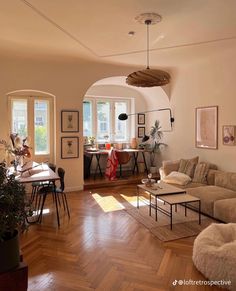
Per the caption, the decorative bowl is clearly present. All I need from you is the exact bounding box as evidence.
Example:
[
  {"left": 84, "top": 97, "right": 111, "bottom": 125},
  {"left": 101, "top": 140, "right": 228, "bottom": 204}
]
[{"left": 141, "top": 178, "right": 156, "bottom": 187}]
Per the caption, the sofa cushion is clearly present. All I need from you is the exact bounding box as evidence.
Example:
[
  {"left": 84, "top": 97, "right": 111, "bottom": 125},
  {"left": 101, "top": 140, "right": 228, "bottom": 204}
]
[
  {"left": 214, "top": 198, "right": 236, "bottom": 223},
  {"left": 206, "top": 169, "right": 222, "bottom": 185},
  {"left": 215, "top": 172, "right": 236, "bottom": 191},
  {"left": 162, "top": 160, "right": 180, "bottom": 176},
  {"left": 162, "top": 171, "right": 191, "bottom": 186},
  {"left": 192, "top": 162, "right": 210, "bottom": 184},
  {"left": 178, "top": 156, "right": 199, "bottom": 178},
  {"left": 187, "top": 185, "right": 236, "bottom": 216}
]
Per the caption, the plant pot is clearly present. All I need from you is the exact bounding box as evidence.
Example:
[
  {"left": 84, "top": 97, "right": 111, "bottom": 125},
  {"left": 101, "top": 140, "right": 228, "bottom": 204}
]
[
  {"left": 0, "top": 230, "right": 20, "bottom": 273},
  {"left": 149, "top": 166, "right": 157, "bottom": 174}
]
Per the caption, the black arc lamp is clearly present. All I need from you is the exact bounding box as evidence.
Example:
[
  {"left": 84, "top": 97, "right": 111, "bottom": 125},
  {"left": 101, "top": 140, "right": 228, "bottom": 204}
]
[
  {"left": 142, "top": 135, "right": 150, "bottom": 142},
  {"left": 118, "top": 108, "right": 175, "bottom": 127}
]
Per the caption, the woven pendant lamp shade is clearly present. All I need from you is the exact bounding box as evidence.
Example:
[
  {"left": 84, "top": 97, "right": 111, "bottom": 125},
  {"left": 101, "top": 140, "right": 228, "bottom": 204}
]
[
  {"left": 126, "top": 13, "right": 170, "bottom": 88},
  {"left": 126, "top": 68, "right": 170, "bottom": 87}
]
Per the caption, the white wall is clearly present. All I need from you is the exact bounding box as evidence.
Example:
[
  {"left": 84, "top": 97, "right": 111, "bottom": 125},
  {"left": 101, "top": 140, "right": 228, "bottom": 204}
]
[{"left": 162, "top": 43, "right": 236, "bottom": 171}]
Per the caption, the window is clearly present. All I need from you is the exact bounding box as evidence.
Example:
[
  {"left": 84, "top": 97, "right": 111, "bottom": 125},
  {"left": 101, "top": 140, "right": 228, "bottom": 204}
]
[
  {"left": 9, "top": 95, "right": 54, "bottom": 162},
  {"left": 83, "top": 97, "right": 131, "bottom": 143}
]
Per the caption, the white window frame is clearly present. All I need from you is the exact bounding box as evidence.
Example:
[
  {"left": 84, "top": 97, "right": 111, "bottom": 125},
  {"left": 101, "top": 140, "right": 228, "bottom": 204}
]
[
  {"left": 8, "top": 95, "right": 55, "bottom": 163},
  {"left": 83, "top": 96, "right": 132, "bottom": 143}
]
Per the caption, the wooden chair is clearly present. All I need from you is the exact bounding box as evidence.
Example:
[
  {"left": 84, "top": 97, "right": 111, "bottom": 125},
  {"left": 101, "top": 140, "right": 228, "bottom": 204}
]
[{"left": 116, "top": 151, "right": 131, "bottom": 178}]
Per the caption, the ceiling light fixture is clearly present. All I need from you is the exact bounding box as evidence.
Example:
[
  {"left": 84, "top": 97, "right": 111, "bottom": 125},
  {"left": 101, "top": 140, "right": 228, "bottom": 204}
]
[{"left": 126, "top": 13, "right": 170, "bottom": 87}]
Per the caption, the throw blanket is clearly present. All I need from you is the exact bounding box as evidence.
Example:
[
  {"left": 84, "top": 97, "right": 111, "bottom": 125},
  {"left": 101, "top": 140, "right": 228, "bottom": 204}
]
[{"left": 105, "top": 149, "right": 118, "bottom": 180}]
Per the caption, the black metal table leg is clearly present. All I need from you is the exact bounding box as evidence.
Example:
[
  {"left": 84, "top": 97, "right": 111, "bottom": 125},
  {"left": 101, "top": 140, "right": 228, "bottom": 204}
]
[
  {"left": 88, "top": 154, "right": 93, "bottom": 178},
  {"left": 170, "top": 205, "right": 173, "bottom": 230},
  {"left": 132, "top": 152, "right": 139, "bottom": 174},
  {"left": 142, "top": 152, "right": 148, "bottom": 174},
  {"left": 149, "top": 193, "right": 152, "bottom": 216},
  {"left": 54, "top": 189, "right": 60, "bottom": 227}
]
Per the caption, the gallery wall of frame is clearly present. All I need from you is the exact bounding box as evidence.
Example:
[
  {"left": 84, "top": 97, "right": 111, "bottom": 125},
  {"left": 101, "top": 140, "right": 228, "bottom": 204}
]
[
  {"left": 137, "top": 113, "right": 145, "bottom": 139},
  {"left": 195, "top": 105, "right": 236, "bottom": 149},
  {"left": 61, "top": 110, "right": 79, "bottom": 159}
]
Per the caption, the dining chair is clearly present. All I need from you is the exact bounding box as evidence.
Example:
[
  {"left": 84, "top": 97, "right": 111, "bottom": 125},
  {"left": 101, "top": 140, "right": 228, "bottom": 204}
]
[
  {"left": 116, "top": 151, "right": 131, "bottom": 178},
  {"left": 37, "top": 167, "right": 70, "bottom": 227},
  {"left": 31, "top": 163, "right": 56, "bottom": 205}
]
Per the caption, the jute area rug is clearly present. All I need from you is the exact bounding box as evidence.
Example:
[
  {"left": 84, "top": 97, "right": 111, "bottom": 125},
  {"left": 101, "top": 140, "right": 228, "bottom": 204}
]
[{"left": 123, "top": 198, "right": 215, "bottom": 242}]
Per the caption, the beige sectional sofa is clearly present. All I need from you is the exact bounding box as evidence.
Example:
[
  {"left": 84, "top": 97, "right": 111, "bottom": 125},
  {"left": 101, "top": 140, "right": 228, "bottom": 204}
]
[{"left": 159, "top": 160, "right": 236, "bottom": 223}]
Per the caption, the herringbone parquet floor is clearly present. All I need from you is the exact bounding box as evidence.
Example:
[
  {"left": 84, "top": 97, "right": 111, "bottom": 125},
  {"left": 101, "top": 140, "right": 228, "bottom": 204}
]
[{"left": 20, "top": 185, "right": 225, "bottom": 291}]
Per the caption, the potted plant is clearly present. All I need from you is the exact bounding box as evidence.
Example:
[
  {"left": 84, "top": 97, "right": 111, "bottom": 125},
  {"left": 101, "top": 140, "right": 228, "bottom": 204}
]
[
  {"left": 0, "top": 162, "right": 31, "bottom": 273},
  {"left": 149, "top": 120, "right": 167, "bottom": 173}
]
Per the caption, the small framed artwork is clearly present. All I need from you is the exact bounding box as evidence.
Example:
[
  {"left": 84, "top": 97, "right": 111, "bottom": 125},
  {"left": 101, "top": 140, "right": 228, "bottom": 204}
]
[
  {"left": 138, "top": 113, "right": 145, "bottom": 125},
  {"left": 61, "top": 137, "right": 79, "bottom": 159},
  {"left": 61, "top": 110, "right": 79, "bottom": 132},
  {"left": 195, "top": 106, "right": 218, "bottom": 149},
  {"left": 223, "top": 125, "right": 236, "bottom": 145},
  {"left": 138, "top": 127, "right": 145, "bottom": 138}
]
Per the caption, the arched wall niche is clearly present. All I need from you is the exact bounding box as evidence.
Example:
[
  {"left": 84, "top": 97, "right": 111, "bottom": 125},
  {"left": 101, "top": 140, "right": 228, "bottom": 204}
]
[{"left": 85, "top": 76, "right": 172, "bottom": 138}]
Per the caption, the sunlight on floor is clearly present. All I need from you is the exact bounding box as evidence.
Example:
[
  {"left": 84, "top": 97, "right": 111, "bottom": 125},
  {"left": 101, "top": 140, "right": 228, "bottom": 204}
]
[
  {"left": 120, "top": 194, "right": 147, "bottom": 207},
  {"left": 92, "top": 193, "right": 124, "bottom": 212},
  {"left": 32, "top": 208, "right": 50, "bottom": 216}
]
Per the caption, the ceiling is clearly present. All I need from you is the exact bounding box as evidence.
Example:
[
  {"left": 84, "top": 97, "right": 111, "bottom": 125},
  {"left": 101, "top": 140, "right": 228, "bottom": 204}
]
[{"left": 1, "top": 0, "right": 236, "bottom": 66}]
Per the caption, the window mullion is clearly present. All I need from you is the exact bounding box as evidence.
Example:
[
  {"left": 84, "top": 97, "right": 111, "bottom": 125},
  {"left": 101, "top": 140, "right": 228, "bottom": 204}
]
[{"left": 28, "top": 97, "right": 35, "bottom": 159}]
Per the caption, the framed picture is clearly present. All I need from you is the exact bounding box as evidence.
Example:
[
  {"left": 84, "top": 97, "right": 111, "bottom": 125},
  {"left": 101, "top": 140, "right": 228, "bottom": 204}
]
[
  {"left": 223, "top": 125, "right": 236, "bottom": 145},
  {"left": 138, "top": 113, "right": 145, "bottom": 125},
  {"left": 61, "top": 137, "right": 79, "bottom": 159},
  {"left": 138, "top": 127, "right": 145, "bottom": 138},
  {"left": 195, "top": 106, "right": 218, "bottom": 149},
  {"left": 61, "top": 110, "right": 79, "bottom": 132}
]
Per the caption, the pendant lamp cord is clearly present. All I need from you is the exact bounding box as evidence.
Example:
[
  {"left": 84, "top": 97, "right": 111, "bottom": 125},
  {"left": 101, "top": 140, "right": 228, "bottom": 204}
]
[{"left": 145, "top": 19, "right": 151, "bottom": 69}]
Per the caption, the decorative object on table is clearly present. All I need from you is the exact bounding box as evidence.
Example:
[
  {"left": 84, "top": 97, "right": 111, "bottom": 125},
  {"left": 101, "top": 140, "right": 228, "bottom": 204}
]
[
  {"left": 105, "top": 143, "right": 111, "bottom": 150},
  {"left": 130, "top": 137, "right": 138, "bottom": 149},
  {"left": 141, "top": 173, "right": 155, "bottom": 187},
  {"left": 126, "top": 13, "right": 170, "bottom": 87},
  {"left": 149, "top": 120, "right": 167, "bottom": 172},
  {"left": 195, "top": 106, "right": 218, "bottom": 149},
  {"left": 61, "top": 110, "right": 79, "bottom": 132},
  {"left": 0, "top": 134, "right": 31, "bottom": 170},
  {"left": 0, "top": 163, "right": 32, "bottom": 273},
  {"left": 222, "top": 125, "right": 236, "bottom": 145},
  {"left": 61, "top": 137, "right": 79, "bottom": 159},
  {"left": 87, "top": 136, "right": 96, "bottom": 147},
  {"left": 138, "top": 127, "right": 145, "bottom": 138},
  {"left": 138, "top": 113, "right": 145, "bottom": 125}
]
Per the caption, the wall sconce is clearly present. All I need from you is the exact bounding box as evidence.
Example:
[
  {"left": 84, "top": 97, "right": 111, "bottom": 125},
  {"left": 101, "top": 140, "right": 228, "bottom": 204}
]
[{"left": 118, "top": 108, "right": 175, "bottom": 126}]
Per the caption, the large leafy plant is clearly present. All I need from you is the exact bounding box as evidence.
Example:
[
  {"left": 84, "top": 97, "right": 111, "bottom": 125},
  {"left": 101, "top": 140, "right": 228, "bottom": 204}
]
[
  {"left": 0, "top": 163, "right": 30, "bottom": 241},
  {"left": 149, "top": 120, "right": 167, "bottom": 167}
]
